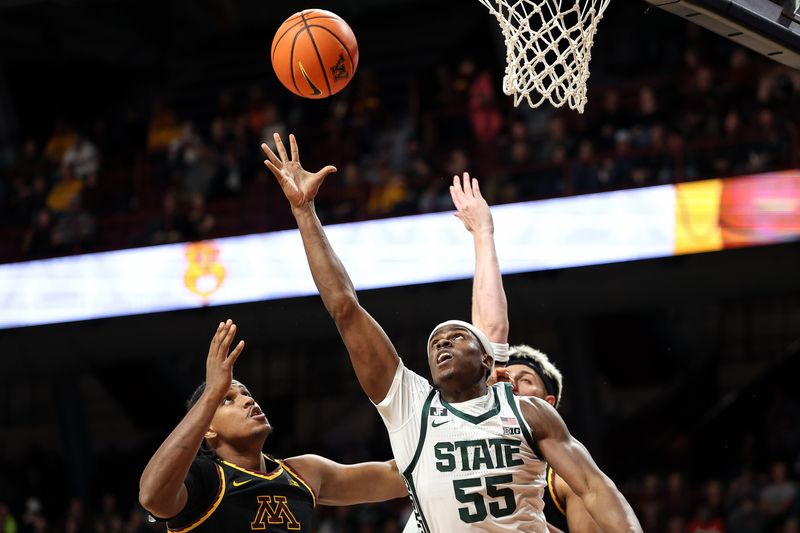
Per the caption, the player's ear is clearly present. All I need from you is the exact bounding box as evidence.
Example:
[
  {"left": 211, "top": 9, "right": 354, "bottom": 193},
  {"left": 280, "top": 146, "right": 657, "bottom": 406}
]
[
  {"left": 544, "top": 395, "right": 557, "bottom": 407},
  {"left": 205, "top": 427, "right": 218, "bottom": 441},
  {"left": 482, "top": 353, "right": 494, "bottom": 374}
]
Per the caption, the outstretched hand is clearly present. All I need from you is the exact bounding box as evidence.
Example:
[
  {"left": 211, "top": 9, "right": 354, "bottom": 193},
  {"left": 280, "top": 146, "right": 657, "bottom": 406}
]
[
  {"left": 262, "top": 133, "right": 337, "bottom": 209},
  {"left": 449, "top": 172, "right": 493, "bottom": 234},
  {"left": 205, "top": 319, "right": 245, "bottom": 400}
]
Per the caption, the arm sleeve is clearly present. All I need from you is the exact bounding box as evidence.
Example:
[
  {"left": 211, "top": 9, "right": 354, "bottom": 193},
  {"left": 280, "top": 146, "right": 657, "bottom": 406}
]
[
  {"left": 373, "top": 359, "right": 432, "bottom": 432},
  {"left": 163, "top": 456, "right": 221, "bottom": 528}
]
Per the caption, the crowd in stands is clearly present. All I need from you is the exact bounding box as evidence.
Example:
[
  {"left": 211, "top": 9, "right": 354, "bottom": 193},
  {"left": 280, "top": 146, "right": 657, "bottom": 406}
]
[{"left": 1, "top": 23, "right": 799, "bottom": 264}]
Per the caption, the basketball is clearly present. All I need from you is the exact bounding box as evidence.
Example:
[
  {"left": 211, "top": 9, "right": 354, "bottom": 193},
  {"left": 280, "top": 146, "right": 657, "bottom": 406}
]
[{"left": 271, "top": 9, "right": 359, "bottom": 99}]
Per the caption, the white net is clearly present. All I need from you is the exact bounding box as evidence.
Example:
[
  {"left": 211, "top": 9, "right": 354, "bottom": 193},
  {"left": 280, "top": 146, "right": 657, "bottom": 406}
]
[{"left": 478, "top": 0, "right": 611, "bottom": 113}]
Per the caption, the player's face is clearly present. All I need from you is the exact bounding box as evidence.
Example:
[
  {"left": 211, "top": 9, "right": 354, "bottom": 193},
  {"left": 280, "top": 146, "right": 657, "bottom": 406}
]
[
  {"left": 428, "top": 326, "right": 491, "bottom": 389},
  {"left": 209, "top": 381, "right": 271, "bottom": 442},
  {"left": 506, "top": 365, "right": 556, "bottom": 406}
]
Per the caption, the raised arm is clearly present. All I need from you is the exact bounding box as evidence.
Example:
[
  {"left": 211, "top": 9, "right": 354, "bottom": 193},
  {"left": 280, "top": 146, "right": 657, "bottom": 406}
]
[
  {"left": 520, "top": 397, "right": 642, "bottom": 533},
  {"left": 285, "top": 455, "right": 408, "bottom": 506},
  {"left": 262, "top": 134, "right": 400, "bottom": 404},
  {"left": 450, "top": 173, "right": 508, "bottom": 344},
  {"left": 139, "top": 320, "right": 244, "bottom": 518}
]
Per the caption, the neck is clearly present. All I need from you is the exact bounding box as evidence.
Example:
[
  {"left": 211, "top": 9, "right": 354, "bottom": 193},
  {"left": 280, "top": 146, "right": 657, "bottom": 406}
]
[
  {"left": 439, "top": 381, "right": 489, "bottom": 404},
  {"left": 215, "top": 440, "right": 267, "bottom": 471}
]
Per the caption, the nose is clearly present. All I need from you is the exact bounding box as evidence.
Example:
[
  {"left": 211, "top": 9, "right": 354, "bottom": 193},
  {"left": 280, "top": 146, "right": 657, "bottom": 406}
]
[
  {"left": 434, "top": 337, "right": 452, "bottom": 350},
  {"left": 242, "top": 395, "right": 255, "bottom": 408}
]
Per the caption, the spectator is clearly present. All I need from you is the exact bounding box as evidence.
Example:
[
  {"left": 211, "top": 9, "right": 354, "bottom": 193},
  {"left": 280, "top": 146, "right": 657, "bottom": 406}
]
[
  {"left": 61, "top": 134, "right": 100, "bottom": 180},
  {"left": 212, "top": 145, "right": 244, "bottom": 198},
  {"left": 687, "top": 505, "right": 725, "bottom": 533},
  {"left": 761, "top": 462, "right": 799, "bottom": 524},
  {"left": 22, "top": 209, "right": 54, "bottom": 258},
  {"left": 182, "top": 143, "right": 216, "bottom": 199},
  {"left": 632, "top": 86, "right": 664, "bottom": 148},
  {"left": 44, "top": 121, "right": 77, "bottom": 163},
  {"left": 183, "top": 192, "right": 215, "bottom": 241},
  {"left": 60, "top": 497, "right": 90, "bottom": 533},
  {"left": 727, "top": 495, "right": 766, "bottom": 533},
  {"left": 593, "top": 88, "right": 630, "bottom": 151},
  {"left": 147, "top": 99, "right": 180, "bottom": 152},
  {"left": 20, "top": 498, "right": 47, "bottom": 533},
  {"left": 330, "top": 162, "right": 368, "bottom": 222},
  {"left": 538, "top": 115, "right": 572, "bottom": 164},
  {"left": 367, "top": 169, "right": 410, "bottom": 216},
  {"left": 146, "top": 192, "right": 186, "bottom": 245},
  {"left": 167, "top": 122, "right": 203, "bottom": 174},
  {"left": 570, "top": 140, "right": 600, "bottom": 194},
  {"left": 664, "top": 471, "right": 691, "bottom": 521},
  {"left": 9, "top": 139, "right": 48, "bottom": 184},
  {"left": 46, "top": 166, "right": 83, "bottom": 213},
  {"left": 0, "top": 501, "right": 18, "bottom": 533},
  {"left": 51, "top": 195, "right": 95, "bottom": 254},
  {"left": 468, "top": 70, "right": 503, "bottom": 145}
]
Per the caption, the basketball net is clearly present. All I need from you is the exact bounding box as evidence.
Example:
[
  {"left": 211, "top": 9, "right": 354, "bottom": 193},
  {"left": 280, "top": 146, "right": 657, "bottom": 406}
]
[{"left": 478, "top": 0, "right": 611, "bottom": 113}]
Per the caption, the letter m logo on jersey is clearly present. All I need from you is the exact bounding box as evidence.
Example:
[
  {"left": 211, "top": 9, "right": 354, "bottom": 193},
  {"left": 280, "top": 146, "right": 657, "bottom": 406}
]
[
  {"left": 251, "top": 495, "right": 301, "bottom": 531},
  {"left": 430, "top": 407, "right": 448, "bottom": 417}
]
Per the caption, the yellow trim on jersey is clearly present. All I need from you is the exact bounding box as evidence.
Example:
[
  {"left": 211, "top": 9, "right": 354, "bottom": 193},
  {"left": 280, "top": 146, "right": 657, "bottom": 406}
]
[
  {"left": 168, "top": 463, "right": 226, "bottom": 533},
  {"left": 220, "top": 458, "right": 284, "bottom": 481},
  {"left": 548, "top": 465, "right": 567, "bottom": 517},
  {"left": 278, "top": 460, "right": 317, "bottom": 507}
]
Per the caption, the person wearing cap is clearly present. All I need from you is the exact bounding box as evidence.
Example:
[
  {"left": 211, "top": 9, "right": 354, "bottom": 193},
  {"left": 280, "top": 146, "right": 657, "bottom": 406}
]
[
  {"left": 450, "top": 174, "right": 637, "bottom": 533},
  {"left": 263, "top": 133, "right": 641, "bottom": 533}
]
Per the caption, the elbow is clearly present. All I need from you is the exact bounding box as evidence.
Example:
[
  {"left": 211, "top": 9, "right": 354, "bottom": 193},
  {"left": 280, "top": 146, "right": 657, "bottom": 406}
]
[
  {"left": 328, "top": 294, "right": 360, "bottom": 323},
  {"left": 138, "top": 482, "right": 165, "bottom": 518},
  {"left": 138, "top": 490, "right": 156, "bottom": 516}
]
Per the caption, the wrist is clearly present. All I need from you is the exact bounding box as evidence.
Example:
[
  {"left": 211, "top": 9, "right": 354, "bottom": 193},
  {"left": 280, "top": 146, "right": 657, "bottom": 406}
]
[
  {"left": 291, "top": 201, "right": 315, "bottom": 218},
  {"left": 473, "top": 228, "right": 495, "bottom": 241},
  {"left": 199, "top": 387, "right": 226, "bottom": 407}
]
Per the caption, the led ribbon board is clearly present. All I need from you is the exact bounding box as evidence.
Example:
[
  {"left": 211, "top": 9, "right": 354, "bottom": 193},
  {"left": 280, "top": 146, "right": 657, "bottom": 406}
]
[{"left": 1, "top": 170, "right": 798, "bottom": 328}]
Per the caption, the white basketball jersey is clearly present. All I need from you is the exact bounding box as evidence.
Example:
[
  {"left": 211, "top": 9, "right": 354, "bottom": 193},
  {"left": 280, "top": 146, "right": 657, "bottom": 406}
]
[{"left": 401, "top": 383, "right": 547, "bottom": 532}]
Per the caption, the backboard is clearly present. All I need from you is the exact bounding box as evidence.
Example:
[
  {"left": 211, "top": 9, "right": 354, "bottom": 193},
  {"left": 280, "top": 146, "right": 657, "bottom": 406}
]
[{"left": 644, "top": 0, "right": 800, "bottom": 69}]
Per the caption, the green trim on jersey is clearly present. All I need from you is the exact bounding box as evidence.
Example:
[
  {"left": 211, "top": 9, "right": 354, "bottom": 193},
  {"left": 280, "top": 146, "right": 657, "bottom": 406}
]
[
  {"left": 402, "top": 388, "right": 437, "bottom": 533},
  {"left": 404, "top": 475, "right": 432, "bottom": 533},
  {"left": 504, "top": 383, "right": 540, "bottom": 459},
  {"left": 439, "top": 387, "right": 500, "bottom": 424}
]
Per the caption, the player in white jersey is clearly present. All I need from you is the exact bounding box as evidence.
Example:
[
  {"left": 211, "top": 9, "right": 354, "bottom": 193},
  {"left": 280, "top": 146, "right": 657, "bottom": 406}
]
[
  {"left": 263, "top": 133, "right": 642, "bottom": 533},
  {"left": 401, "top": 175, "right": 636, "bottom": 533}
]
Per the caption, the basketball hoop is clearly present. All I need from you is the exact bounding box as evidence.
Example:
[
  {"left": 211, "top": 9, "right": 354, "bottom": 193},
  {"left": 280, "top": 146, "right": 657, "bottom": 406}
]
[{"left": 478, "top": 0, "right": 611, "bottom": 113}]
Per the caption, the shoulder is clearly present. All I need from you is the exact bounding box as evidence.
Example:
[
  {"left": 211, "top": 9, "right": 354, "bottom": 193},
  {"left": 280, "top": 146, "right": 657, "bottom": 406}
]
[
  {"left": 517, "top": 396, "right": 567, "bottom": 440},
  {"left": 282, "top": 454, "right": 326, "bottom": 493},
  {"left": 518, "top": 395, "right": 558, "bottom": 419}
]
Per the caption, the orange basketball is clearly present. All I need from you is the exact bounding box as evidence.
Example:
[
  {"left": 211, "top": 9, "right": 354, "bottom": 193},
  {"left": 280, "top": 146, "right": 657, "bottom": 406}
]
[{"left": 271, "top": 9, "right": 359, "bottom": 99}]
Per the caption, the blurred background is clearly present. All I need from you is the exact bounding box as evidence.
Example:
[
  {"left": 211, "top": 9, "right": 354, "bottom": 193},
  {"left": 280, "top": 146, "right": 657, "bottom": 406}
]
[{"left": 0, "top": 0, "right": 799, "bottom": 532}]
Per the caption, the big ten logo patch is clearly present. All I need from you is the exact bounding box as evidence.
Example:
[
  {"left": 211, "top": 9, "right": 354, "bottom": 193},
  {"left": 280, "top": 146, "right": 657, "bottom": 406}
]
[{"left": 184, "top": 241, "right": 226, "bottom": 303}]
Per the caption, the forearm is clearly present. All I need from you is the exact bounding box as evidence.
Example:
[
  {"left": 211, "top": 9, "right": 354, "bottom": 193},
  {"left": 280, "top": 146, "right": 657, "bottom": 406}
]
[
  {"left": 292, "top": 203, "right": 359, "bottom": 317},
  {"left": 291, "top": 202, "right": 399, "bottom": 402},
  {"left": 323, "top": 461, "right": 408, "bottom": 505},
  {"left": 582, "top": 477, "right": 642, "bottom": 533},
  {"left": 471, "top": 231, "right": 508, "bottom": 343},
  {"left": 139, "top": 393, "right": 218, "bottom": 510}
]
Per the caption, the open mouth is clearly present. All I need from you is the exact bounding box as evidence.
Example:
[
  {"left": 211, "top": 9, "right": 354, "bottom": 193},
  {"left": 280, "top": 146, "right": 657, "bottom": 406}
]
[
  {"left": 249, "top": 406, "right": 266, "bottom": 420},
  {"left": 436, "top": 351, "right": 453, "bottom": 366}
]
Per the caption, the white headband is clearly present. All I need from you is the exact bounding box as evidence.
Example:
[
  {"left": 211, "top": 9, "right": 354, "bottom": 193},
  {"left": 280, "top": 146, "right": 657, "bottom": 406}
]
[{"left": 427, "top": 320, "right": 495, "bottom": 362}]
